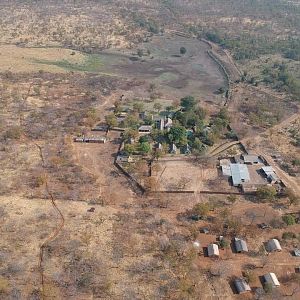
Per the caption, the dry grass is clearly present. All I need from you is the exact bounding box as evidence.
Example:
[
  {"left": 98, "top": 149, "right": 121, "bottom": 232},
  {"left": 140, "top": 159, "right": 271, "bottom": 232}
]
[{"left": 0, "top": 45, "right": 85, "bottom": 73}]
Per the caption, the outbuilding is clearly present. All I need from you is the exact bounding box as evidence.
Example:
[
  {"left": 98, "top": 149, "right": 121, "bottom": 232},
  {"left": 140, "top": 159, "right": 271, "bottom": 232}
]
[
  {"left": 242, "top": 155, "right": 261, "bottom": 165},
  {"left": 170, "top": 143, "right": 177, "bottom": 154},
  {"left": 138, "top": 125, "right": 152, "bottom": 133},
  {"left": 263, "top": 273, "right": 280, "bottom": 287},
  {"left": 234, "top": 238, "right": 248, "bottom": 253},
  {"left": 261, "top": 166, "right": 280, "bottom": 184},
  {"left": 207, "top": 244, "right": 219, "bottom": 257},
  {"left": 266, "top": 239, "right": 282, "bottom": 252},
  {"left": 293, "top": 249, "right": 300, "bottom": 257},
  {"left": 234, "top": 278, "right": 251, "bottom": 294}
]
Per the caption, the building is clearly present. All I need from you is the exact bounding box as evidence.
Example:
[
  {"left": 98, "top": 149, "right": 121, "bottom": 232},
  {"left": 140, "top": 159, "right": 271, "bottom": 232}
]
[
  {"left": 164, "top": 117, "right": 173, "bottom": 131},
  {"left": 138, "top": 125, "right": 152, "bottom": 133},
  {"left": 154, "top": 117, "right": 173, "bottom": 131},
  {"left": 116, "top": 155, "right": 134, "bottom": 163},
  {"left": 74, "top": 136, "right": 107, "bottom": 143},
  {"left": 263, "top": 273, "right": 280, "bottom": 287},
  {"left": 156, "top": 143, "right": 163, "bottom": 151},
  {"left": 92, "top": 124, "right": 108, "bottom": 131},
  {"left": 224, "top": 163, "right": 250, "bottom": 187},
  {"left": 234, "top": 278, "right": 251, "bottom": 294},
  {"left": 155, "top": 118, "right": 165, "bottom": 131},
  {"left": 293, "top": 249, "right": 300, "bottom": 257},
  {"left": 261, "top": 166, "right": 280, "bottom": 184},
  {"left": 234, "top": 238, "right": 248, "bottom": 253},
  {"left": 242, "top": 154, "right": 261, "bottom": 165},
  {"left": 170, "top": 143, "right": 177, "bottom": 154},
  {"left": 182, "top": 144, "right": 191, "bottom": 154},
  {"left": 207, "top": 244, "right": 219, "bottom": 257},
  {"left": 267, "top": 239, "right": 282, "bottom": 252}
]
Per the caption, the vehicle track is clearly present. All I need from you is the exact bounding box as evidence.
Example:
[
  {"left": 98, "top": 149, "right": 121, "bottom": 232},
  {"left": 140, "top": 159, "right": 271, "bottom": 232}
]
[{"left": 35, "top": 144, "right": 65, "bottom": 300}]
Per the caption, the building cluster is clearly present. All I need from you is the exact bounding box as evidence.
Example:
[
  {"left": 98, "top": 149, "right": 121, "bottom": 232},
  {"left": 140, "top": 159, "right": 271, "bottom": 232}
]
[
  {"left": 220, "top": 154, "right": 281, "bottom": 192},
  {"left": 199, "top": 235, "right": 299, "bottom": 294}
]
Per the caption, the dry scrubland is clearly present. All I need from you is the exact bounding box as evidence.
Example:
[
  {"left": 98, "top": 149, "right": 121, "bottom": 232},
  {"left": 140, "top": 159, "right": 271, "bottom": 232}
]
[{"left": 0, "top": 0, "right": 299, "bottom": 299}]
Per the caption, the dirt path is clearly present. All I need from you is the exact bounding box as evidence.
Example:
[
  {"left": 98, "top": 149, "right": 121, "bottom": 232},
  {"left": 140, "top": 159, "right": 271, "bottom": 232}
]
[
  {"left": 208, "top": 141, "right": 241, "bottom": 157},
  {"left": 35, "top": 144, "right": 65, "bottom": 300}
]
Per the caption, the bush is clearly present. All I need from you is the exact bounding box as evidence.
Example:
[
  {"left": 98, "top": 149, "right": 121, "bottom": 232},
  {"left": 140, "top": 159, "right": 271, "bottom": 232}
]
[
  {"left": 219, "top": 238, "right": 229, "bottom": 249},
  {"left": 264, "top": 282, "right": 273, "bottom": 294},
  {"left": 180, "top": 47, "right": 187, "bottom": 55},
  {"left": 282, "top": 231, "right": 296, "bottom": 239},
  {"left": 256, "top": 186, "right": 277, "bottom": 201},
  {"left": 4, "top": 126, "right": 22, "bottom": 140},
  {"left": 282, "top": 215, "right": 296, "bottom": 226}
]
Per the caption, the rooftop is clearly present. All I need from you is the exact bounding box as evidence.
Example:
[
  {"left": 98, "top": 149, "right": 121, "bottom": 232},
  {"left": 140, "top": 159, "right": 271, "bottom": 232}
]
[
  {"left": 234, "top": 278, "right": 251, "bottom": 294},
  {"left": 230, "top": 163, "right": 250, "bottom": 186},
  {"left": 243, "top": 154, "right": 261, "bottom": 164},
  {"left": 267, "top": 239, "right": 282, "bottom": 252},
  {"left": 263, "top": 273, "right": 280, "bottom": 287},
  {"left": 234, "top": 238, "right": 248, "bottom": 252},
  {"left": 207, "top": 244, "right": 219, "bottom": 257}
]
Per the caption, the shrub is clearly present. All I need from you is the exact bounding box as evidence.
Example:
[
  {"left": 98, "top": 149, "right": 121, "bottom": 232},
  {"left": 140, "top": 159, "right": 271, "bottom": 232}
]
[
  {"left": 264, "top": 282, "right": 273, "bottom": 294},
  {"left": 180, "top": 47, "right": 187, "bottom": 55},
  {"left": 219, "top": 238, "right": 229, "bottom": 249},
  {"left": 282, "top": 232, "right": 296, "bottom": 239},
  {"left": 4, "top": 126, "right": 22, "bottom": 140},
  {"left": 282, "top": 215, "right": 296, "bottom": 226},
  {"left": 256, "top": 186, "right": 277, "bottom": 201}
]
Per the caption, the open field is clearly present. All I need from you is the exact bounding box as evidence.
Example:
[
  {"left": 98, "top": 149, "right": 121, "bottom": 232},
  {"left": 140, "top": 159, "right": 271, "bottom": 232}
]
[{"left": 151, "top": 159, "right": 218, "bottom": 192}]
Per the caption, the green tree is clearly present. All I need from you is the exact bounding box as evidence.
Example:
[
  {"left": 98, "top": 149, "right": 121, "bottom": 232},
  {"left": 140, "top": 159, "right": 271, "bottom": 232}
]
[
  {"left": 256, "top": 186, "right": 277, "bottom": 201},
  {"left": 124, "top": 144, "right": 135, "bottom": 155},
  {"left": 123, "top": 114, "right": 140, "bottom": 129},
  {"left": 180, "top": 47, "right": 187, "bottom": 55},
  {"left": 133, "top": 102, "right": 144, "bottom": 113},
  {"left": 153, "top": 102, "right": 162, "bottom": 113},
  {"left": 285, "top": 188, "right": 300, "bottom": 206},
  {"left": 168, "top": 125, "right": 187, "bottom": 146},
  {"left": 282, "top": 215, "right": 296, "bottom": 226},
  {"left": 193, "top": 202, "right": 210, "bottom": 218},
  {"left": 105, "top": 114, "right": 118, "bottom": 129},
  {"left": 192, "top": 138, "right": 204, "bottom": 154},
  {"left": 123, "top": 128, "right": 139, "bottom": 140},
  {"left": 139, "top": 142, "right": 151, "bottom": 154},
  {"left": 219, "top": 239, "right": 229, "bottom": 249},
  {"left": 180, "top": 96, "right": 196, "bottom": 111}
]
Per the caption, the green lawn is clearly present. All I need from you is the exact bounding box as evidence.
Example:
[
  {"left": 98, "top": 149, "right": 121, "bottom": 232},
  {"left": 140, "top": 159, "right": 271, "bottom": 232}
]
[{"left": 32, "top": 54, "right": 103, "bottom": 72}]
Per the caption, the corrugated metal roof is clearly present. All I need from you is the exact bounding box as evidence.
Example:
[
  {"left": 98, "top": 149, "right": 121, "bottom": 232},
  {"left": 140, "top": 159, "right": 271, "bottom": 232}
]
[
  {"left": 234, "top": 238, "right": 248, "bottom": 252},
  {"left": 267, "top": 239, "right": 282, "bottom": 252},
  {"left": 262, "top": 166, "right": 275, "bottom": 174},
  {"left": 243, "top": 155, "right": 260, "bottom": 164},
  {"left": 222, "top": 165, "right": 231, "bottom": 176},
  {"left": 264, "top": 273, "right": 280, "bottom": 287},
  {"left": 207, "top": 244, "right": 219, "bottom": 257},
  {"left": 234, "top": 279, "right": 251, "bottom": 294},
  {"left": 230, "top": 164, "right": 250, "bottom": 186}
]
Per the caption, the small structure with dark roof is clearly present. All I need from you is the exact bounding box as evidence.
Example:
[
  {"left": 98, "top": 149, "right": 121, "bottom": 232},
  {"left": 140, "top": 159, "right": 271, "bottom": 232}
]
[
  {"left": 234, "top": 278, "right": 251, "bottom": 294},
  {"left": 207, "top": 244, "right": 219, "bottom": 257},
  {"left": 234, "top": 238, "right": 248, "bottom": 253},
  {"left": 266, "top": 239, "right": 282, "bottom": 252},
  {"left": 263, "top": 273, "right": 280, "bottom": 287}
]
